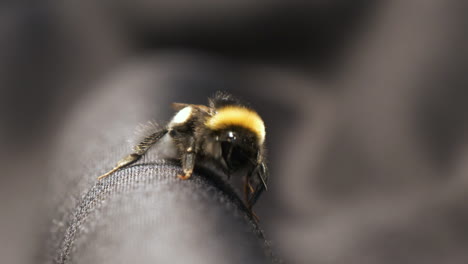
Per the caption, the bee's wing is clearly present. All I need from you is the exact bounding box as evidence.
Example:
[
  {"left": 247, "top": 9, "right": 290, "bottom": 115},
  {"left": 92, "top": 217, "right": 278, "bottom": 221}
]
[
  {"left": 171, "top": 103, "right": 212, "bottom": 114},
  {"left": 171, "top": 103, "right": 190, "bottom": 111}
]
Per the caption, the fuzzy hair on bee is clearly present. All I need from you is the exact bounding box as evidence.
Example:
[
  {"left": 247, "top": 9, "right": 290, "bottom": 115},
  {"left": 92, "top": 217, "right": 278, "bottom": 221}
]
[{"left": 98, "top": 91, "right": 268, "bottom": 211}]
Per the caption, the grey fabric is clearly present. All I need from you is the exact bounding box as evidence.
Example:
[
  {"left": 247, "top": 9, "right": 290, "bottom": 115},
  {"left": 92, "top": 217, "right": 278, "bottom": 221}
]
[{"left": 54, "top": 161, "right": 274, "bottom": 264}]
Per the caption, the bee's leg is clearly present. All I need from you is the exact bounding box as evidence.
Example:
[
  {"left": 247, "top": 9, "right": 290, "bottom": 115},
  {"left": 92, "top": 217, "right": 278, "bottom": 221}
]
[
  {"left": 234, "top": 165, "right": 261, "bottom": 222},
  {"left": 178, "top": 137, "right": 196, "bottom": 180},
  {"left": 133, "top": 129, "right": 169, "bottom": 155},
  {"left": 97, "top": 153, "right": 141, "bottom": 180},
  {"left": 247, "top": 163, "right": 268, "bottom": 208},
  {"left": 244, "top": 174, "right": 260, "bottom": 222},
  {"left": 250, "top": 210, "right": 260, "bottom": 223},
  {"left": 218, "top": 158, "right": 230, "bottom": 180},
  {"left": 258, "top": 162, "right": 268, "bottom": 190},
  {"left": 243, "top": 165, "right": 257, "bottom": 209},
  {"left": 97, "top": 129, "right": 168, "bottom": 180},
  {"left": 243, "top": 180, "right": 249, "bottom": 206}
]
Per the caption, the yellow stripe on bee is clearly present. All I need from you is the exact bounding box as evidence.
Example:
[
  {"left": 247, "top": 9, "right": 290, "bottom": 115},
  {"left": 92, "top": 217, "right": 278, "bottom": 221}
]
[{"left": 206, "top": 106, "right": 265, "bottom": 144}]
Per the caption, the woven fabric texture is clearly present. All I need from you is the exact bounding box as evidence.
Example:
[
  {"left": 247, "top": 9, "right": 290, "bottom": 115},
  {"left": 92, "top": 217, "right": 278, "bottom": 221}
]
[{"left": 52, "top": 160, "right": 276, "bottom": 264}]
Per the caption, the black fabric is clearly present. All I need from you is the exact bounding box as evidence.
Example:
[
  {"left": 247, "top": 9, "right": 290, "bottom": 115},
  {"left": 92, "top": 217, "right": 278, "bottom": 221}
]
[{"left": 53, "top": 161, "right": 277, "bottom": 264}]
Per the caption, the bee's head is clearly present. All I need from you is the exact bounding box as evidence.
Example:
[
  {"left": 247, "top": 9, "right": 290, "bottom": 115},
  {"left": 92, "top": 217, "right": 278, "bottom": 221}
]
[
  {"left": 216, "top": 127, "right": 258, "bottom": 170},
  {"left": 206, "top": 106, "right": 265, "bottom": 171}
]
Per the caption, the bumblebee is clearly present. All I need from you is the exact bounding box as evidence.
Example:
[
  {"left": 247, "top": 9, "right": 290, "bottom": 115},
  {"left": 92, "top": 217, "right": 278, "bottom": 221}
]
[{"left": 98, "top": 92, "right": 268, "bottom": 210}]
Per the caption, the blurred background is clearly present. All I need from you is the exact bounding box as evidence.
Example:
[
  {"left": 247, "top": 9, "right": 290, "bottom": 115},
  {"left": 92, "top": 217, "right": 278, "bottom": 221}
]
[{"left": 1, "top": 0, "right": 468, "bottom": 263}]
